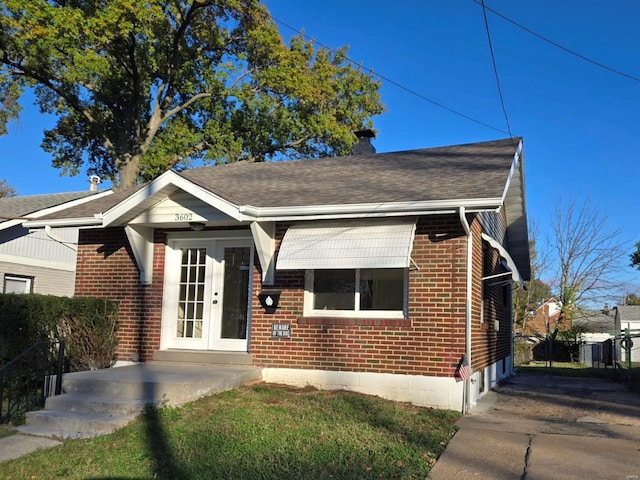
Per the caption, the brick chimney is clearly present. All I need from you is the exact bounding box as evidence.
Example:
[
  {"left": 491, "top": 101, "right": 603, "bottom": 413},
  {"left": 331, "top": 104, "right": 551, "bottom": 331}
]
[{"left": 352, "top": 129, "right": 376, "bottom": 155}]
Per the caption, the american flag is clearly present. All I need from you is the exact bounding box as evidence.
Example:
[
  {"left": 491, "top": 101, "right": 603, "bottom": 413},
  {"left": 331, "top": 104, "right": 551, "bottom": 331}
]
[{"left": 457, "top": 355, "right": 472, "bottom": 381}]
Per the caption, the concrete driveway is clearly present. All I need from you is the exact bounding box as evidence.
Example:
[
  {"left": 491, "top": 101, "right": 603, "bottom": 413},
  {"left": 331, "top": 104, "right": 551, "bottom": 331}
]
[{"left": 429, "top": 373, "right": 640, "bottom": 480}]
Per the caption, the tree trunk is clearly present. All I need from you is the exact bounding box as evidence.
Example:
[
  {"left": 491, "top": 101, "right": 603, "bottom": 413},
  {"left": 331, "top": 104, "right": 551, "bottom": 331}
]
[{"left": 116, "top": 156, "right": 141, "bottom": 190}]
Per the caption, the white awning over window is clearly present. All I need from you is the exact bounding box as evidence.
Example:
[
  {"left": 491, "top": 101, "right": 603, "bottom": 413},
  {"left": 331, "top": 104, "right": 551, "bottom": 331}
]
[
  {"left": 276, "top": 219, "right": 416, "bottom": 270},
  {"left": 481, "top": 233, "right": 523, "bottom": 285}
]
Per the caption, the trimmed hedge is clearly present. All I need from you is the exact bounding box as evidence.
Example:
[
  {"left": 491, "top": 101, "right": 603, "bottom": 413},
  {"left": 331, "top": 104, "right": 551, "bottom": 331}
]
[{"left": 0, "top": 294, "right": 119, "bottom": 371}]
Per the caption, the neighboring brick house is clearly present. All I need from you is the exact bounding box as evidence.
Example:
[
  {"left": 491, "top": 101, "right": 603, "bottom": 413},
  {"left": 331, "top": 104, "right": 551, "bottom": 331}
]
[
  {"left": 28, "top": 137, "right": 530, "bottom": 412},
  {"left": 526, "top": 298, "right": 562, "bottom": 336},
  {"left": 0, "top": 188, "right": 111, "bottom": 296}
]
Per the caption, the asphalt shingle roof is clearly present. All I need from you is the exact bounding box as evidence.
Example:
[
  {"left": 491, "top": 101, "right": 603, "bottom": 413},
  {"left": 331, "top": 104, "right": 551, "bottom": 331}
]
[
  {"left": 179, "top": 137, "right": 521, "bottom": 207},
  {"left": 0, "top": 191, "right": 101, "bottom": 223},
  {"left": 31, "top": 137, "right": 522, "bottom": 219},
  {"left": 573, "top": 310, "right": 616, "bottom": 333},
  {"left": 617, "top": 306, "right": 640, "bottom": 323}
]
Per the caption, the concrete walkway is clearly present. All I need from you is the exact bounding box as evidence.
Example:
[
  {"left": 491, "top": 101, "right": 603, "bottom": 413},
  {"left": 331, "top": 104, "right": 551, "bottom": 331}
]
[
  {"left": 0, "top": 434, "right": 62, "bottom": 463},
  {"left": 429, "top": 373, "right": 640, "bottom": 480}
]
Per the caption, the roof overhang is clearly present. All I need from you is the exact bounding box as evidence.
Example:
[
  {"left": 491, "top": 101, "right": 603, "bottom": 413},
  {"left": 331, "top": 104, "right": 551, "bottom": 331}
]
[
  {"left": 16, "top": 190, "right": 113, "bottom": 230},
  {"left": 239, "top": 198, "right": 503, "bottom": 222},
  {"left": 500, "top": 138, "right": 531, "bottom": 280}
]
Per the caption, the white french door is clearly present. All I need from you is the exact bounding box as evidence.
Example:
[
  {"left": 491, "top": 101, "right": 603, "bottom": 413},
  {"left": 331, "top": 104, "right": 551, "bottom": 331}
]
[{"left": 161, "top": 235, "right": 253, "bottom": 352}]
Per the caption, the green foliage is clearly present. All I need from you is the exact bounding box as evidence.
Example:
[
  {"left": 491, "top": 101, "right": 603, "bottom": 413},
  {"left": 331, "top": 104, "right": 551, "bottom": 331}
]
[
  {"left": 514, "top": 337, "right": 533, "bottom": 366},
  {"left": 626, "top": 293, "right": 640, "bottom": 305},
  {"left": 0, "top": 294, "right": 64, "bottom": 363},
  {"left": 0, "top": 424, "right": 16, "bottom": 439},
  {"left": 631, "top": 241, "right": 640, "bottom": 270},
  {"left": 0, "top": 294, "right": 119, "bottom": 370},
  {"left": 56, "top": 297, "right": 119, "bottom": 371},
  {"left": 513, "top": 278, "right": 552, "bottom": 330},
  {"left": 556, "top": 324, "right": 588, "bottom": 343},
  {"left": 0, "top": 0, "right": 384, "bottom": 188},
  {"left": 0, "top": 385, "right": 459, "bottom": 479}
]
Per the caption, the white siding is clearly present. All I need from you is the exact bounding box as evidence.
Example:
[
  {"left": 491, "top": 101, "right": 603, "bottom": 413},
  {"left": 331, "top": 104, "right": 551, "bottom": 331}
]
[
  {"left": 0, "top": 226, "right": 78, "bottom": 266},
  {"left": 478, "top": 210, "right": 507, "bottom": 244},
  {"left": 0, "top": 225, "right": 78, "bottom": 297},
  {"left": 0, "top": 262, "right": 76, "bottom": 297}
]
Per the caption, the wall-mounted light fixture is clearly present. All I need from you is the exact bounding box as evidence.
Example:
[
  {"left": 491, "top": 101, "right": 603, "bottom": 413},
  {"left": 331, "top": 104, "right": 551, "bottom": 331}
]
[{"left": 189, "top": 222, "right": 205, "bottom": 231}]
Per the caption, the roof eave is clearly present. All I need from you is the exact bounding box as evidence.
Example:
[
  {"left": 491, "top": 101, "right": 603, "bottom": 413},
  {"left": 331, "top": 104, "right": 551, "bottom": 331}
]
[
  {"left": 8, "top": 190, "right": 113, "bottom": 230},
  {"left": 238, "top": 198, "right": 504, "bottom": 222},
  {"left": 25, "top": 217, "right": 104, "bottom": 229}
]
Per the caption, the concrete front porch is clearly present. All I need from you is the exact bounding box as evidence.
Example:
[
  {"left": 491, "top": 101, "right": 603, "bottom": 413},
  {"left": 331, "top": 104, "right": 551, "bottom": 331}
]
[{"left": 18, "top": 361, "right": 262, "bottom": 440}]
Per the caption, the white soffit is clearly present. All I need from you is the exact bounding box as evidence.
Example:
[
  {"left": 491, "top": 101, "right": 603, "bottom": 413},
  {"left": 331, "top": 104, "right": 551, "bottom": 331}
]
[
  {"left": 481, "top": 233, "right": 522, "bottom": 284},
  {"left": 276, "top": 218, "right": 416, "bottom": 270}
]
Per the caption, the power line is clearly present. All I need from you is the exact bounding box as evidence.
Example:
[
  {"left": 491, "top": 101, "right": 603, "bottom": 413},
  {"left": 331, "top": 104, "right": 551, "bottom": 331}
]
[
  {"left": 480, "top": 0, "right": 514, "bottom": 138},
  {"left": 472, "top": 0, "right": 640, "bottom": 84},
  {"left": 271, "top": 16, "right": 510, "bottom": 136}
]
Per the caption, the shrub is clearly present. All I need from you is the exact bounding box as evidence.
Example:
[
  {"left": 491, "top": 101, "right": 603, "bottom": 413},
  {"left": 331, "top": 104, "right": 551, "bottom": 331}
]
[
  {"left": 57, "top": 298, "right": 119, "bottom": 371},
  {"left": 0, "top": 294, "right": 118, "bottom": 371}
]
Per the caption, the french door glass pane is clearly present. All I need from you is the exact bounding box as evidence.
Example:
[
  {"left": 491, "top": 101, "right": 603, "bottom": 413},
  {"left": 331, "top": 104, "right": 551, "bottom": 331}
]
[
  {"left": 177, "top": 248, "right": 206, "bottom": 339},
  {"left": 220, "top": 247, "right": 251, "bottom": 339}
]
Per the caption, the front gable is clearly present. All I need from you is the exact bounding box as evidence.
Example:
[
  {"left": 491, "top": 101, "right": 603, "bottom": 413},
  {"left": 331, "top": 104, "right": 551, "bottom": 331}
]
[{"left": 128, "top": 191, "right": 237, "bottom": 228}]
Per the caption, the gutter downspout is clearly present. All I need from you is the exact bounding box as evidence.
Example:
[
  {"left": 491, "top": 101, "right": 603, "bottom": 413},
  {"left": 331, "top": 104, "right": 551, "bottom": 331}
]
[
  {"left": 45, "top": 225, "right": 78, "bottom": 252},
  {"left": 459, "top": 207, "right": 472, "bottom": 414}
]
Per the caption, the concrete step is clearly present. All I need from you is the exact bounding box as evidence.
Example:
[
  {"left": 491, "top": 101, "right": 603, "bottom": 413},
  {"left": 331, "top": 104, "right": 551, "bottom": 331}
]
[
  {"left": 45, "top": 392, "right": 155, "bottom": 416},
  {"left": 19, "top": 410, "right": 135, "bottom": 440},
  {"left": 153, "top": 350, "right": 253, "bottom": 365},
  {"left": 61, "top": 363, "right": 261, "bottom": 405},
  {"left": 18, "top": 362, "right": 262, "bottom": 440}
]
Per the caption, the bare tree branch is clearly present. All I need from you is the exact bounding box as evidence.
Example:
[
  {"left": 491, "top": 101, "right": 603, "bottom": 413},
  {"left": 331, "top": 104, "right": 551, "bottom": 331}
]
[{"left": 546, "top": 196, "right": 628, "bottom": 332}]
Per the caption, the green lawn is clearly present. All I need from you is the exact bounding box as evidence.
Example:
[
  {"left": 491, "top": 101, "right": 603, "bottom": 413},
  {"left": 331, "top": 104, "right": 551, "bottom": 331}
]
[
  {"left": 515, "top": 361, "right": 616, "bottom": 378},
  {"left": 517, "top": 361, "right": 640, "bottom": 393},
  {"left": 0, "top": 384, "right": 460, "bottom": 479},
  {"left": 0, "top": 425, "right": 15, "bottom": 440}
]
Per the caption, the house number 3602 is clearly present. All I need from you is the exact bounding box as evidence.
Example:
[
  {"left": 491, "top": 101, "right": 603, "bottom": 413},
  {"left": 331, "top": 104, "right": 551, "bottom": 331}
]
[{"left": 174, "top": 213, "right": 193, "bottom": 221}]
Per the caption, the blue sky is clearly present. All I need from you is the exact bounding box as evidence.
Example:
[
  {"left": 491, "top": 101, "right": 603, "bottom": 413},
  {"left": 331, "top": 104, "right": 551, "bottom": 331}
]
[{"left": 1, "top": 1, "right": 639, "bottom": 300}]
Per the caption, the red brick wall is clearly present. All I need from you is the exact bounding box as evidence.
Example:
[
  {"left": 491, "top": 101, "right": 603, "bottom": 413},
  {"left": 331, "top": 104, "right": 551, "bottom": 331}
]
[
  {"left": 250, "top": 215, "right": 472, "bottom": 377},
  {"left": 471, "top": 221, "right": 512, "bottom": 373},
  {"left": 74, "top": 215, "right": 514, "bottom": 377},
  {"left": 75, "top": 228, "right": 165, "bottom": 363}
]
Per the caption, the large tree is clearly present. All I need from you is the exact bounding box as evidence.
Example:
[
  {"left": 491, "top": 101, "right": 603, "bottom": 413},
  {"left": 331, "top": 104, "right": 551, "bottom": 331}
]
[
  {"left": 547, "top": 197, "right": 627, "bottom": 335},
  {"left": 0, "top": 1, "right": 383, "bottom": 189}
]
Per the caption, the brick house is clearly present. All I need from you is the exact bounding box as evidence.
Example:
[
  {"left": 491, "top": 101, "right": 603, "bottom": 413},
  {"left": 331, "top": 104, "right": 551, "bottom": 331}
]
[
  {"left": 28, "top": 137, "right": 530, "bottom": 412},
  {"left": 525, "top": 298, "right": 562, "bottom": 336}
]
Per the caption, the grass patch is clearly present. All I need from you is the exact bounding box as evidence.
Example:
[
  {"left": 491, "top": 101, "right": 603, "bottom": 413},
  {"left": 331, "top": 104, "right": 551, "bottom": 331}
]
[
  {"left": 0, "top": 425, "right": 16, "bottom": 439},
  {"left": 516, "top": 361, "right": 617, "bottom": 378},
  {"left": 0, "top": 384, "right": 460, "bottom": 479}
]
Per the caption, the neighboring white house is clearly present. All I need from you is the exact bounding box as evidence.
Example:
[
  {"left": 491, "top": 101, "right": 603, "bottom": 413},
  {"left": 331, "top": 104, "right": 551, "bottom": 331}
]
[
  {"left": 616, "top": 306, "right": 640, "bottom": 363},
  {"left": 0, "top": 188, "right": 112, "bottom": 296}
]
